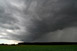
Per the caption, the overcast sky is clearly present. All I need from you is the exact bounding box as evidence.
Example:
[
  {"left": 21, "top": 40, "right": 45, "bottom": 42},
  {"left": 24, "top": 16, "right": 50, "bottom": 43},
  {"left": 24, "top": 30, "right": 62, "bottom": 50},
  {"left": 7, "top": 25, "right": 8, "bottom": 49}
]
[{"left": 0, "top": 0, "right": 77, "bottom": 44}]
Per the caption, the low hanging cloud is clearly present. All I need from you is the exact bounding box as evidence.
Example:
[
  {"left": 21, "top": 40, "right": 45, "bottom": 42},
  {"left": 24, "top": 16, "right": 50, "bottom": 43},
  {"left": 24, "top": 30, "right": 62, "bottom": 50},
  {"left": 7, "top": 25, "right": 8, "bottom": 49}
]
[{"left": 0, "top": 0, "right": 77, "bottom": 44}]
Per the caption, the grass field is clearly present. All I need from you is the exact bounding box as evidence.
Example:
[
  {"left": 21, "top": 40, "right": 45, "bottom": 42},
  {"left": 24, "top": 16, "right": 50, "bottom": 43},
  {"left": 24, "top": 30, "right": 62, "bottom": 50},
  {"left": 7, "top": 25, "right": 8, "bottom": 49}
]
[{"left": 0, "top": 45, "right": 77, "bottom": 51}]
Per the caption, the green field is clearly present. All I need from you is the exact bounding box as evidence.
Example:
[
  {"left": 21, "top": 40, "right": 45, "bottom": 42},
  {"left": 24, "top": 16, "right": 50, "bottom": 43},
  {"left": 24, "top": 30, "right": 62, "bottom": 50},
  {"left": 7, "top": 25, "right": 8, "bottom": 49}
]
[{"left": 0, "top": 45, "right": 77, "bottom": 51}]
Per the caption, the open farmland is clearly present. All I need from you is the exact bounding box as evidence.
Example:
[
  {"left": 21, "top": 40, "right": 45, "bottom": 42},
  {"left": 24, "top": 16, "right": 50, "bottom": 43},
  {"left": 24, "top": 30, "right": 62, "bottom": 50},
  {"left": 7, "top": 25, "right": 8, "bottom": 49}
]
[{"left": 0, "top": 45, "right": 77, "bottom": 51}]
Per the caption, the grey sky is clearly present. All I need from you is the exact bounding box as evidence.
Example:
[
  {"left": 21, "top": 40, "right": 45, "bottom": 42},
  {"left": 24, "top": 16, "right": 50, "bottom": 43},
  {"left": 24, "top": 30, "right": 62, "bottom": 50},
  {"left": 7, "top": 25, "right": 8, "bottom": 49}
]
[{"left": 0, "top": 0, "right": 77, "bottom": 44}]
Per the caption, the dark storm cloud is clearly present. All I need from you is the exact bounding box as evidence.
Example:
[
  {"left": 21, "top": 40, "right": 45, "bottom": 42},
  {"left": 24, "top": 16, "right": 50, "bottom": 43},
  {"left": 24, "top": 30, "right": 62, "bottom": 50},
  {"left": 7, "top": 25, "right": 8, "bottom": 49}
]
[
  {"left": 0, "top": 0, "right": 77, "bottom": 43},
  {"left": 23, "top": 0, "right": 77, "bottom": 41}
]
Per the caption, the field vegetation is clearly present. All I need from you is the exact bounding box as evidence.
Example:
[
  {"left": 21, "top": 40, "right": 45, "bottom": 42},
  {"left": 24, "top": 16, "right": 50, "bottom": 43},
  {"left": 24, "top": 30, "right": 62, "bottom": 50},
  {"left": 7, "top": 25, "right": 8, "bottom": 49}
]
[{"left": 0, "top": 45, "right": 76, "bottom": 51}]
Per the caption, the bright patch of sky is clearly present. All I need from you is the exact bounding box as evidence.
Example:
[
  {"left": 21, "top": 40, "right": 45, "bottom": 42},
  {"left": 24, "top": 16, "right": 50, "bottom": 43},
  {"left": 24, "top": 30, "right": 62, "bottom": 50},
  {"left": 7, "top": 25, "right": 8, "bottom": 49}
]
[{"left": 0, "top": 39, "right": 22, "bottom": 44}]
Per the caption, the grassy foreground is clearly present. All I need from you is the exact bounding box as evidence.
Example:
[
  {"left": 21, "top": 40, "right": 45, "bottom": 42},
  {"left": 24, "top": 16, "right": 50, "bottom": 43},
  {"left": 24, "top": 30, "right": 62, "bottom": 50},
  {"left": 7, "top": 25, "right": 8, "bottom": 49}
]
[{"left": 0, "top": 45, "right": 77, "bottom": 51}]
